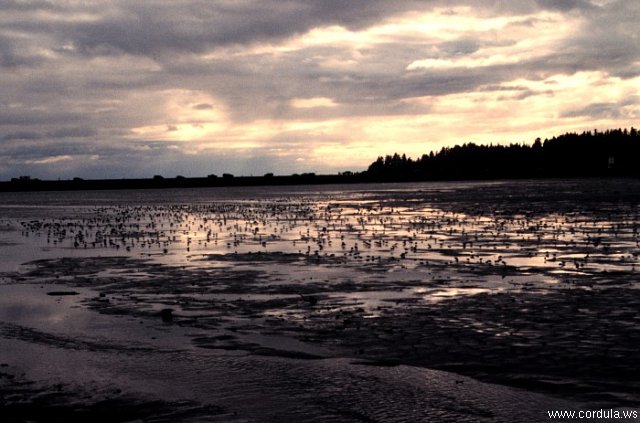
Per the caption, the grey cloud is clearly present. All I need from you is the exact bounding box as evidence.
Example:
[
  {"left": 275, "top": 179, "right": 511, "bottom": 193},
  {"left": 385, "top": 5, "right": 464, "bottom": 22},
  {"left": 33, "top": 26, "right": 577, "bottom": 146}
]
[
  {"left": 6, "top": 0, "right": 635, "bottom": 110},
  {"left": 0, "top": 139, "right": 95, "bottom": 160},
  {"left": 536, "top": 0, "right": 594, "bottom": 11},
  {"left": 557, "top": 0, "right": 640, "bottom": 77},
  {"left": 4, "top": 1, "right": 576, "bottom": 61},
  {"left": 0, "top": 34, "right": 43, "bottom": 68},
  {"left": 2, "top": 131, "right": 42, "bottom": 141},
  {"left": 0, "top": 1, "right": 61, "bottom": 12},
  {"left": 0, "top": 110, "right": 84, "bottom": 126},
  {"left": 477, "top": 84, "right": 550, "bottom": 100},
  {"left": 54, "top": 1, "right": 433, "bottom": 57},
  {"left": 171, "top": 2, "right": 640, "bottom": 122},
  {"left": 0, "top": 137, "right": 172, "bottom": 170},
  {"left": 193, "top": 103, "right": 214, "bottom": 110},
  {"left": 47, "top": 127, "right": 97, "bottom": 139},
  {"left": 562, "top": 102, "right": 622, "bottom": 118},
  {"left": 157, "top": 39, "right": 485, "bottom": 121},
  {"left": 0, "top": 46, "right": 32, "bottom": 68},
  {"left": 0, "top": 138, "right": 249, "bottom": 180},
  {"left": 562, "top": 97, "right": 639, "bottom": 119},
  {"left": 438, "top": 39, "right": 482, "bottom": 56},
  {"left": 283, "top": 100, "right": 433, "bottom": 121}
]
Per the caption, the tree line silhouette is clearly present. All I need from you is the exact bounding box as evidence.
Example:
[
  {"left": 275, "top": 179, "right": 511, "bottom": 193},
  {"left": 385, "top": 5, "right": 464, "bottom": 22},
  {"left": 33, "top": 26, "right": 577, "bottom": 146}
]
[{"left": 366, "top": 128, "right": 640, "bottom": 180}]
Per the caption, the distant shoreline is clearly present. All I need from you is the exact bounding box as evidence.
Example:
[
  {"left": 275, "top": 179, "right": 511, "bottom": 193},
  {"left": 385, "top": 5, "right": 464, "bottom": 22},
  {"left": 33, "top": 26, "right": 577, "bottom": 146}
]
[
  {"left": 4, "top": 128, "right": 639, "bottom": 192},
  {"left": 1, "top": 172, "right": 638, "bottom": 193},
  {"left": 0, "top": 173, "right": 355, "bottom": 192}
]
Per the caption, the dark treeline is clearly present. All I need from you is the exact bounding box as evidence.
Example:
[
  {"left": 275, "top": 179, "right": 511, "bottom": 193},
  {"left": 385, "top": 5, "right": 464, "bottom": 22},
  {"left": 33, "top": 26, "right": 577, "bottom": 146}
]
[{"left": 366, "top": 128, "right": 640, "bottom": 180}]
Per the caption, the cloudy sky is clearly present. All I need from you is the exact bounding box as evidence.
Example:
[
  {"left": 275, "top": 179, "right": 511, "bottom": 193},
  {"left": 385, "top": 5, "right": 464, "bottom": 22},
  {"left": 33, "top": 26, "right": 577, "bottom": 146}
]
[{"left": 1, "top": 0, "right": 638, "bottom": 179}]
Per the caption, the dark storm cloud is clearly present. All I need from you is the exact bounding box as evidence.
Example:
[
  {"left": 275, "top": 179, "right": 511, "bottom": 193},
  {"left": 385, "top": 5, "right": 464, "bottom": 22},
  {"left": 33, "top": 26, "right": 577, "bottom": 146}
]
[
  {"left": 3, "top": 0, "right": 589, "bottom": 59},
  {"left": 50, "top": 1, "right": 432, "bottom": 56},
  {"left": 5, "top": 1, "right": 636, "bottom": 79}
]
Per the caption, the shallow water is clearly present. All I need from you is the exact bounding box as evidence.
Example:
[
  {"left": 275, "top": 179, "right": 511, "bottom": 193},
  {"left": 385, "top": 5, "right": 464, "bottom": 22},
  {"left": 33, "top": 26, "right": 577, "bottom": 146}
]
[
  {"left": 0, "top": 282, "right": 586, "bottom": 422},
  {"left": 1, "top": 179, "right": 640, "bottom": 420}
]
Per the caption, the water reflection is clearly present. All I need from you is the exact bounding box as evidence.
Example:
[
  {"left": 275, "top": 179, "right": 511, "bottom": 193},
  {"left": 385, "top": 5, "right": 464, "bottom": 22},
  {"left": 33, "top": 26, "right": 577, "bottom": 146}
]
[{"left": 5, "top": 191, "right": 638, "bottom": 284}]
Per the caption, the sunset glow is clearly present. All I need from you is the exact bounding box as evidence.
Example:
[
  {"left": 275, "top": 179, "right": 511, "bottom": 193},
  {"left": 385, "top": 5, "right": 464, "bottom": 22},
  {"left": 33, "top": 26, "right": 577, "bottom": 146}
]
[{"left": 1, "top": 1, "right": 638, "bottom": 179}]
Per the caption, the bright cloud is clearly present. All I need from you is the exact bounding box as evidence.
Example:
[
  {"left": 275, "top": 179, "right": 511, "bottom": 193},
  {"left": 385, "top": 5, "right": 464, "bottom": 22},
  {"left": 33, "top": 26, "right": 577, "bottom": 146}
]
[{"left": 291, "top": 97, "right": 338, "bottom": 109}]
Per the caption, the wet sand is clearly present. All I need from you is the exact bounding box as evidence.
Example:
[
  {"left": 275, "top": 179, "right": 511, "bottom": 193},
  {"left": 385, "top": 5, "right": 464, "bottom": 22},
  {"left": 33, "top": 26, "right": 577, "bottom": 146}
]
[{"left": 1, "top": 179, "right": 639, "bottom": 421}]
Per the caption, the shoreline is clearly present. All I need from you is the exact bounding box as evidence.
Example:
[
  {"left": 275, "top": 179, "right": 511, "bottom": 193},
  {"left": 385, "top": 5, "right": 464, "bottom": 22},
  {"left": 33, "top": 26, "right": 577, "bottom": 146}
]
[{"left": 2, "top": 174, "right": 639, "bottom": 193}]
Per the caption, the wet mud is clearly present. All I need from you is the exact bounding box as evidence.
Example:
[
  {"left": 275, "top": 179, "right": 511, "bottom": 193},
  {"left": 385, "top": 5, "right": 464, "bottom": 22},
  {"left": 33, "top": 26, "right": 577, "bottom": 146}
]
[{"left": 1, "top": 179, "right": 639, "bottom": 421}]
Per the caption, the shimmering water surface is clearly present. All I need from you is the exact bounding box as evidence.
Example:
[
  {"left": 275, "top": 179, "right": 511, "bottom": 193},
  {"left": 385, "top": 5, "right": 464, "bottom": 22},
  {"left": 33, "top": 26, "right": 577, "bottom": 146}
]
[{"left": 1, "top": 179, "right": 639, "bottom": 421}]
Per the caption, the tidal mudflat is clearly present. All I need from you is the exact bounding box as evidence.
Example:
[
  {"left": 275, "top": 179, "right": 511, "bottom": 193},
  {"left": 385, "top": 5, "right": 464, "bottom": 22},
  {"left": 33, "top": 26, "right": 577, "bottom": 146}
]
[{"left": 1, "top": 179, "right": 639, "bottom": 422}]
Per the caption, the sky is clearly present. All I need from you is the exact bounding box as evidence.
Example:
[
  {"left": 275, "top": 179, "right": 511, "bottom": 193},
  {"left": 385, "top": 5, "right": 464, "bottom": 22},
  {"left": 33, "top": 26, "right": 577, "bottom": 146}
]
[{"left": 1, "top": 0, "right": 639, "bottom": 180}]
